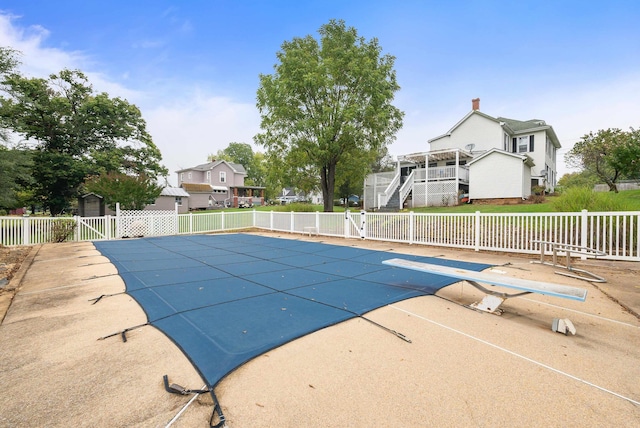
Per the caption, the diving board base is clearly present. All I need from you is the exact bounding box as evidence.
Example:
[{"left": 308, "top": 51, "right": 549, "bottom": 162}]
[{"left": 468, "top": 294, "right": 505, "bottom": 315}]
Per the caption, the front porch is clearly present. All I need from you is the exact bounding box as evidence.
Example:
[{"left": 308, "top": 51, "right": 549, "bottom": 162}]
[{"left": 363, "top": 148, "right": 472, "bottom": 210}]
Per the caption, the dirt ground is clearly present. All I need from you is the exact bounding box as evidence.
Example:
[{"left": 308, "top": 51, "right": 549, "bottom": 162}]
[{"left": 0, "top": 233, "right": 639, "bottom": 427}]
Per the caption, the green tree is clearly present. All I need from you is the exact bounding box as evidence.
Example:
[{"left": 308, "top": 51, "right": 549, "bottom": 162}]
[
  {"left": 256, "top": 20, "right": 403, "bottom": 211},
  {"left": 0, "top": 146, "right": 33, "bottom": 210},
  {"left": 610, "top": 127, "right": 640, "bottom": 180},
  {"left": 0, "top": 68, "right": 167, "bottom": 215},
  {"left": 557, "top": 171, "right": 599, "bottom": 190},
  {"left": 565, "top": 128, "right": 638, "bottom": 193},
  {"left": 84, "top": 172, "right": 163, "bottom": 210}
]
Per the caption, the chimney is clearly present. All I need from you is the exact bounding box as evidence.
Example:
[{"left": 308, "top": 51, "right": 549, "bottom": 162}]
[{"left": 472, "top": 98, "right": 480, "bottom": 111}]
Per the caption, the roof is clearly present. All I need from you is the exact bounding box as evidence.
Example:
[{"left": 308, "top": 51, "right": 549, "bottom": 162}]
[
  {"left": 428, "top": 110, "right": 561, "bottom": 149},
  {"left": 468, "top": 148, "right": 535, "bottom": 167},
  {"left": 176, "top": 160, "right": 247, "bottom": 174},
  {"left": 180, "top": 183, "right": 214, "bottom": 193},
  {"left": 160, "top": 187, "right": 190, "bottom": 197}
]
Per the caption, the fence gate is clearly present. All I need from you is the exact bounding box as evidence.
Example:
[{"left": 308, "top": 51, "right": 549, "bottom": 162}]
[{"left": 116, "top": 204, "right": 178, "bottom": 238}]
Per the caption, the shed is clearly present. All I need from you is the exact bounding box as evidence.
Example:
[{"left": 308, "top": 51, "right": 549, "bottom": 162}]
[
  {"left": 78, "top": 193, "right": 106, "bottom": 217},
  {"left": 468, "top": 149, "right": 535, "bottom": 201}
]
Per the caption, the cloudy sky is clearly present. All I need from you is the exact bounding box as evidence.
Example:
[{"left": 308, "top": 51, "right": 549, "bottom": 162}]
[{"left": 1, "top": 1, "right": 639, "bottom": 185}]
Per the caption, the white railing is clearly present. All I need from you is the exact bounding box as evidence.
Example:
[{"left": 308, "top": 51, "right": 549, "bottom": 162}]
[
  {"left": 2, "top": 209, "right": 639, "bottom": 261},
  {"left": 377, "top": 172, "right": 401, "bottom": 209},
  {"left": 398, "top": 170, "right": 415, "bottom": 209}
]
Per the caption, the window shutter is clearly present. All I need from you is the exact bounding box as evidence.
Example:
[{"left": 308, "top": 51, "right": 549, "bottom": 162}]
[
  {"left": 512, "top": 138, "right": 517, "bottom": 153},
  {"left": 529, "top": 135, "right": 534, "bottom": 152}
]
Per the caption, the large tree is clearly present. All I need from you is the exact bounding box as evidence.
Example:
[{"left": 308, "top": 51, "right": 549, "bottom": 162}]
[
  {"left": 0, "top": 68, "right": 167, "bottom": 214},
  {"left": 255, "top": 20, "right": 403, "bottom": 211},
  {"left": 565, "top": 128, "right": 638, "bottom": 193}
]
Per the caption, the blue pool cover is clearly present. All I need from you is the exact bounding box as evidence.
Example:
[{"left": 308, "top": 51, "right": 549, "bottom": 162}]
[{"left": 94, "top": 234, "right": 492, "bottom": 389}]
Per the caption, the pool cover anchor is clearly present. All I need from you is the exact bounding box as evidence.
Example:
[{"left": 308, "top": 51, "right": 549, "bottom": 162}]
[
  {"left": 97, "top": 323, "right": 149, "bottom": 342},
  {"left": 163, "top": 375, "right": 226, "bottom": 428}
]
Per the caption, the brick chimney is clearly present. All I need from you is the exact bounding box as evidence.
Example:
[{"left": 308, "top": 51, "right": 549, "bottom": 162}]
[{"left": 472, "top": 98, "right": 480, "bottom": 111}]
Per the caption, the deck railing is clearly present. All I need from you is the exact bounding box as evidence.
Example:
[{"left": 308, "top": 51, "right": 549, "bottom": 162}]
[{"left": 2, "top": 209, "right": 639, "bottom": 261}]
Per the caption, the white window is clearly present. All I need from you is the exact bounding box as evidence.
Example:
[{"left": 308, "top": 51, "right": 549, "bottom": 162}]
[
  {"left": 219, "top": 171, "right": 226, "bottom": 183},
  {"left": 187, "top": 172, "right": 192, "bottom": 180},
  {"left": 504, "top": 134, "right": 510, "bottom": 151},
  {"left": 180, "top": 173, "right": 184, "bottom": 183},
  {"left": 518, "top": 136, "right": 529, "bottom": 153},
  {"left": 206, "top": 171, "right": 211, "bottom": 182},
  {"left": 175, "top": 197, "right": 182, "bottom": 206}
]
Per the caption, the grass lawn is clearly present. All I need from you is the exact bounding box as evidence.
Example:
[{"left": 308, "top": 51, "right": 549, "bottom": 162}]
[{"left": 197, "top": 189, "right": 640, "bottom": 214}]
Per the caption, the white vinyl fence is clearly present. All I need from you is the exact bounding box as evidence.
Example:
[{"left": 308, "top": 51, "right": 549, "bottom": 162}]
[{"left": 1, "top": 209, "right": 639, "bottom": 261}]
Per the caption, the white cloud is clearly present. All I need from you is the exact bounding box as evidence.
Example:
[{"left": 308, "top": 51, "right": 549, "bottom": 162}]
[
  {"left": 0, "top": 12, "right": 260, "bottom": 186},
  {"left": 144, "top": 94, "right": 260, "bottom": 185}
]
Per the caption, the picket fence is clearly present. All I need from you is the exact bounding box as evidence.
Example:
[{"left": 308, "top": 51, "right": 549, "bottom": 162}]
[{"left": 1, "top": 209, "right": 639, "bottom": 261}]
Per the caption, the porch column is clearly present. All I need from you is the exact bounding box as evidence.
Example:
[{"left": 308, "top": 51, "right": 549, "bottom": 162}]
[
  {"left": 455, "top": 149, "right": 460, "bottom": 196},
  {"left": 425, "top": 154, "right": 429, "bottom": 206}
]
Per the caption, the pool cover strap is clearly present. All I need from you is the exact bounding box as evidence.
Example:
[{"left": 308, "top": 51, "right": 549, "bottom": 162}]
[{"left": 163, "top": 375, "right": 225, "bottom": 428}]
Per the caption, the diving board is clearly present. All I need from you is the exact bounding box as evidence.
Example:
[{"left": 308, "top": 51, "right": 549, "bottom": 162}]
[{"left": 382, "top": 258, "right": 587, "bottom": 314}]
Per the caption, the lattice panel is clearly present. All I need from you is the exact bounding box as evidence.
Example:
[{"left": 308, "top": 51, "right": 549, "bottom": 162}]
[
  {"left": 426, "top": 182, "right": 458, "bottom": 207},
  {"left": 118, "top": 210, "right": 177, "bottom": 237}
]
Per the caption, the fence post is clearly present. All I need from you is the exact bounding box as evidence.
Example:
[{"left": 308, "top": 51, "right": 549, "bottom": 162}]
[
  {"left": 474, "top": 211, "right": 481, "bottom": 252},
  {"left": 409, "top": 211, "right": 414, "bottom": 244},
  {"left": 221, "top": 211, "right": 225, "bottom": 231},
  {"left": 74, "top": 215, "right": 80, "bottom": 241},
  {"left": 580, "top": 209, "right": 588, "bottom": 260},
  {"left": 344, "top": 210, "right": 351, "bottom": 239},
  {"left": 315, "top": 211, "right": 320, "bottom": 234},
  {"left": 22, "top": 216, "right": 30, "bottom": 246},
  {"left": 360, "top": 210, "right": 366, "bottom": 239},
  {"left": 115, "top": 202, "right": 121, "bottom": 239},
  {"left": 105, "top": 215, "right": 111, "bottom": 240},
  {"left": 270, "top": 211, "right": 274, "bottom": 231},
  {"left": 290, "top": 211, "right": 295, "bottom": 233}
]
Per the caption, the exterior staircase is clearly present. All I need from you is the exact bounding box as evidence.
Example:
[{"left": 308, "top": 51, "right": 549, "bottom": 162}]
[{"left": 377, "top": 185, "right": 402, "bottom": 212}]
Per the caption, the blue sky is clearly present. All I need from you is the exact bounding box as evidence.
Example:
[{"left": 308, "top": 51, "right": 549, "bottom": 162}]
[{"left": 1, "top": 1, "right": 639, "bottom": 185}]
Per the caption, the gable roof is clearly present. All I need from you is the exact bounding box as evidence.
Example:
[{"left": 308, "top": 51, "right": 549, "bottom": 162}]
[
  {"left": 428, "top": 109, "right": 561, "bottom": 149},
  {"left": 176, "top": 160, "right": 247, "bottom": 174},
  {"left": 428, "top": 110, "right": 500, "bottom": 143},
  {"left": 468, "top": 148, "right": 535, "bottom": 167},
  {"left": 160, "top": 187, "right": 190, "bottom": 197}
]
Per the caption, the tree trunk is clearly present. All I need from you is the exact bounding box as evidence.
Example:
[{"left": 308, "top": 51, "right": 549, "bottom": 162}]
[{"left": 320, "top": 162, "right": 336, "bottom": 212}]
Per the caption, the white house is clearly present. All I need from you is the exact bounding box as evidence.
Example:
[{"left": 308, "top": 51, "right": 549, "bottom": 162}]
[{"left": 363, "top": 99, "right": 561, "bottom": 210}]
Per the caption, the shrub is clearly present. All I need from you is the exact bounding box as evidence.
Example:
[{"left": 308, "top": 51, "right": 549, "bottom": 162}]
[
  {"left": 50, "top": 219, "right": 76, "bottom": 243},
  {"left": 528, "top": 194, "right": 546, "bottom": 204},
  {"left": 531, "top": 185, "right": 546, "bottom": 196},
  {"left": 552, "top": 187, "right": 631, "bottom": 212}
]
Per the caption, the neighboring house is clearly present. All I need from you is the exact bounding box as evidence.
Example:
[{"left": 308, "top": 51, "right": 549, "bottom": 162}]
[
  {"left": 276, "top": 188, "right": 324, "bottom": 205},
  {"left": 177, "top": 160, "right": 265, "bottom": 209},
  {"left": 363, "top": 98, "right": 561, "bottom": 210},
  {"left": 146, "top": 187, "right": 190, "bottom": 213}
]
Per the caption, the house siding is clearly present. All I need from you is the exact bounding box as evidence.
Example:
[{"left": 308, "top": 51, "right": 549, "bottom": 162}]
[
  {"left": 469, "top": 154, "right": 529, "bottom": 200},
  {"left": 430, "top": 113, "right": 503, "bottom": 153}
]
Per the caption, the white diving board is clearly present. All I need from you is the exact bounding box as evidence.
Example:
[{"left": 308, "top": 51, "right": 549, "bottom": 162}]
[{"left": 382, "top": 258, "right": 587, "bottom": 315}]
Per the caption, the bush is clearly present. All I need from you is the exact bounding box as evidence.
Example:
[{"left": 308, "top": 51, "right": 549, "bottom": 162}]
[
  {"left": 528, "top": 194, "right": 546, "bottom": 204},
  {"left": 50, "top": 219, "right": 76, "bottom": 243},
  {"left": 531, "top": 185, "right": 546, "bottom": 196},
  {"left": 552, "top": 187, "right": 631, "bottom": 212}
]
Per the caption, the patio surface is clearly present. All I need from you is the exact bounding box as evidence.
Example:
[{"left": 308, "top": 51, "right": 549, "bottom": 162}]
[{"left": 1, "top": 232, "right": 639, "bottom": 427}]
